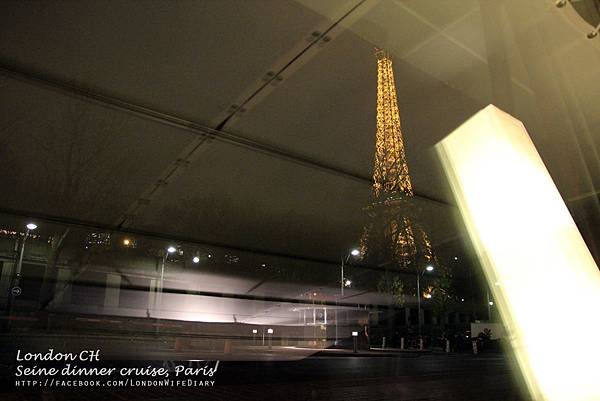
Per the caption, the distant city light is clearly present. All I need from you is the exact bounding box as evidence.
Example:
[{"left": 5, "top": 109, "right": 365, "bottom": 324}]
[
  {"left": 167, "top": 246, "right": 176, "bottom": 253},
  {"left": 123, "top": 239, "right": 130, "bottom": 246},
  {"left": 424, "top": 293, "right": 432, "bottom": 299},
  {"left": 454, "top": 256, "right": 458, "bottom": 261},
  {"left": 489, "top": 301, "right": 494, "bottom": 306},
  {"left": 207, "top": 254, "right": 212, "bottom": 258},
  {"left": 425, "top": 265, "right": 434, "bottom": 272},
  {"left": 461, "top": 298, "right": 465, "bottom": 302},
  {"left": 26, "top": 223, "right": 37, "bottom": 230},
  {"left": 313, "top": 292, "right": 317, "bottom": 296},
  {"left": 344, "top": 279, "right": 352, "bottom": 287},
  {"left": 192, "top": 256, "right": 200, "bottom": 263},
  {"left": 261, "top": 263, "right": 266, "bottom": 267},
  {"left": 350, "top": 249, "right": 360, "bottom": 256}
]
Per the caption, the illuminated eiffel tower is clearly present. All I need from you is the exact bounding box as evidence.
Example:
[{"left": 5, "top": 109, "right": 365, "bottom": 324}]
[{"left": 360, "top": 49, "right": 434, "bottom": 270}]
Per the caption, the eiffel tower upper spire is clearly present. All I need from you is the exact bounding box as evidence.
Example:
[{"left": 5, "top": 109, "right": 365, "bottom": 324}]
[{"left": 372, "top": 48, "right": 413, "bottom": 199}]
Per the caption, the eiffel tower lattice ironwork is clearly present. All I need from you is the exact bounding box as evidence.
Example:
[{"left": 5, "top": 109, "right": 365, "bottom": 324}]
[{"left": 360, "top": 49, "right": 434, "bottom": 269}]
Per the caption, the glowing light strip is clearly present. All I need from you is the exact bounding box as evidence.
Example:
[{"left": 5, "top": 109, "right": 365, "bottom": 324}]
[{"left": 436, "top": 105, "right": 600, "bottom": 401}]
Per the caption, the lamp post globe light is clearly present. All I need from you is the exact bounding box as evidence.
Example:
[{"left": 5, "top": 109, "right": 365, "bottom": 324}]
[{"left": 416, "top": 265, "right": 434, "bottom": 338}]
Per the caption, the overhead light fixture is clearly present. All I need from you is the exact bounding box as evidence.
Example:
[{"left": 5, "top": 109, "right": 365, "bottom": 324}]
[
  {"left": 167, "top": 246, "right": 176, "bottom": 254},
  {"left": 192, "top": 256, "right": 200, "bottom": 264},
  {"left": 350, "top": 249, "right": 360, "bottom": 256},
  {"left": 425, "top": 265, "right": 434, "bottom": 272},
  {"left": 26, "top": 223, "right": 37, "bottom": 230}
]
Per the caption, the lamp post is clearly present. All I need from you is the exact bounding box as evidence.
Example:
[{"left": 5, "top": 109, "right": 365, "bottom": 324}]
[
  {"left": 154, "top": 245, "right": 176, "bottom": 335},
  {"left": 417, "top": 265, "right": 434, "bottom": 338},
  {"left": 267, "top": 328, "right": 273, "bottom": 350},
  {"left": 13, "top": 223, "right": 37, "bottom": 291},
  {"left": 336, "top": 248, "right": 360, "bottom": 346},
  {"left": 157, "top": 246, "right": 176, "bottom": 311},
  {"left": 487, "top": 290, "right": 493, "bottom": 321},
  {"left": 7, "top": 223, "right": 37, "bottom": 324},
  {"left": 341, "top": 248, "right": 360, "bottom": 297}
]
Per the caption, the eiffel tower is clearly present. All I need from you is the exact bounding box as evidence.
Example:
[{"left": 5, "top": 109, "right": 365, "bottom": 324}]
[{"left": 360, "top": 49, "right": 434, "bottom": 270}]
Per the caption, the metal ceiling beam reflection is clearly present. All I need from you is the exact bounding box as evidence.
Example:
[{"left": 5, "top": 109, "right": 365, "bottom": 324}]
[
  {"left": 214, "top": 0, "right": 370, "bottom": 131},
  {"left": 0, "top": 61, "right": 452, "bottom": 209}
]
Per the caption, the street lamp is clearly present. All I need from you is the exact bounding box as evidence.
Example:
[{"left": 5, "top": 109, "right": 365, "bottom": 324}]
[
  {"left": 157, "top": 245, "right": 177, "bottom": 310},
  {"left": 8, "top": 223, "right": 38, "bottom": 321},
  {"left": 13, "top": 223, "right": 38, "bottom": 290},
  {"left": 417, "top": 265, "right": 434, "bottom": 338},
  {"left": 486, "top": 290, "right": 494, "bottom": 321},
  {"left": 336, "top": 247, "right": 360, "bottom": 347},
  {"left": 341, "top": 248, "right": 360, "bottom": 297}
]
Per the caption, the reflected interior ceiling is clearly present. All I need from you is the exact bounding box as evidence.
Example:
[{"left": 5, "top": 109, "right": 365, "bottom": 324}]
[{"left": 0, "top": 0, "right": 598, "bottom": 261}]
